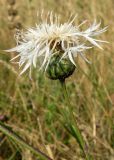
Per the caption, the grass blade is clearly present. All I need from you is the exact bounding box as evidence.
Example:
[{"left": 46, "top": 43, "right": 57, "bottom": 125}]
[{"left": 0, "top": 121, "right": 52, "bottom": 160}]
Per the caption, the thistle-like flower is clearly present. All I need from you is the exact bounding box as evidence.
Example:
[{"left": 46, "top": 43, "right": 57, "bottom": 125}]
[{"left": 6, "top": 12, "right": 108, "bottom": 79}]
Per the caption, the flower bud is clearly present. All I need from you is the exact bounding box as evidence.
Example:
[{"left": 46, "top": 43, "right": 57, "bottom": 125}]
[{"left": 46, "top": 54, "right": 75, "bottom": 80}]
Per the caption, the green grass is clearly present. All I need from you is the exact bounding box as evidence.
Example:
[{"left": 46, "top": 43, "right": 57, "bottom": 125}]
[{"left": 0, "top": 0, "right": 114, "bottom": 159}]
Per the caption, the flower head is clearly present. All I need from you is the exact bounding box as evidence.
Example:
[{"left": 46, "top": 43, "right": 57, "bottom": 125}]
[{"left": 6, "top": 12, "right": 108, "bottom": 76}]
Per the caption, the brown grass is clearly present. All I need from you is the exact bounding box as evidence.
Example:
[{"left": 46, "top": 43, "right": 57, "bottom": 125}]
[{"left": 0, "top": 0, "right": 114, "bottom": 160}]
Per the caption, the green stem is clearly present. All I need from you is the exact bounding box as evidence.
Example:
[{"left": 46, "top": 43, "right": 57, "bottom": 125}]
[
  {"left": 59, "top": 78, "right": 92, "bottom": 160},
  {"left": 0, "top": 121, "right": 52, "bottom": 160}
]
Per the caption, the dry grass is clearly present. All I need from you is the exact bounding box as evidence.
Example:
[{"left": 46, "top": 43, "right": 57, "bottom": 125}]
[{"left": 0, "top": 0, "right": 114, "bottom": 160}]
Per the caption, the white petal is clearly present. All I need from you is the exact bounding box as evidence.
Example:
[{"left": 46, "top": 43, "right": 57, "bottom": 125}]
[
  {"left": 20, "top": 62, "right": 31, "bottom": 75},
  {"left": 39, "top": 47, "right": 50, "bottom": 70},
  {"left": 10, "top": 54, "right": 20, "bottom": 61},
  {"left": 84, "top": 36, "right": 103, "bottom": 50},
  {"left": 68, "top": 51, "right": 76, "bottom": 66},
  {"left": 80, "top": 52, "right": 91, "bottom": 64}
]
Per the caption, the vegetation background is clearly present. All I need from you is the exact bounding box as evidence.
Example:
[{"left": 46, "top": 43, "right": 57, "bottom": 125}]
[{"left": 0, "top": 0, "right": 114, "bottom": 159}]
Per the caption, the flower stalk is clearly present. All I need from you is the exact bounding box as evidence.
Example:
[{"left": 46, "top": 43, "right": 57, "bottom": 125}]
[{"left": 59, "top": 78, "right": 92, "bottom": 160}]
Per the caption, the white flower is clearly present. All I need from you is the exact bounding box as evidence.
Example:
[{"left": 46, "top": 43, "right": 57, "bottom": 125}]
[{"left": 6, "top": 12, "right": 108, "bottom": 75}]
